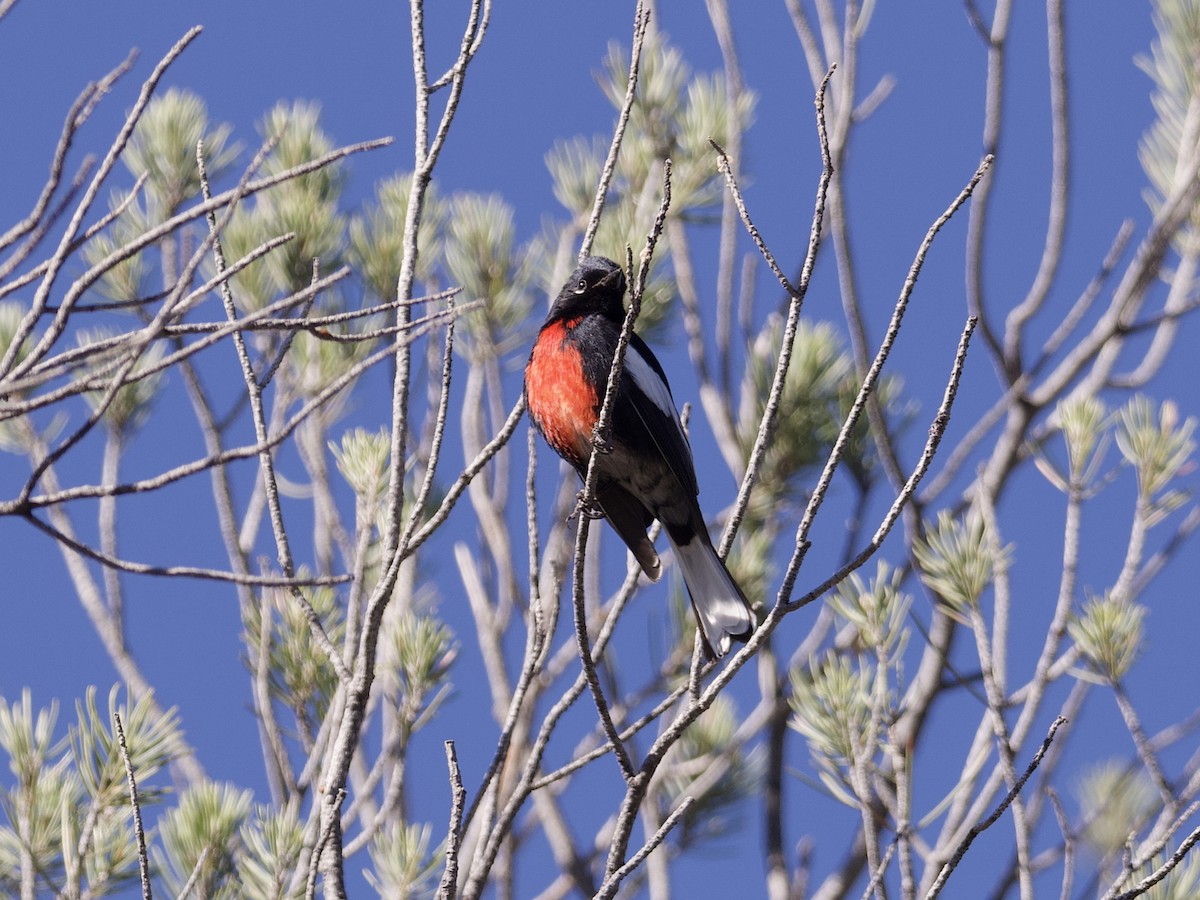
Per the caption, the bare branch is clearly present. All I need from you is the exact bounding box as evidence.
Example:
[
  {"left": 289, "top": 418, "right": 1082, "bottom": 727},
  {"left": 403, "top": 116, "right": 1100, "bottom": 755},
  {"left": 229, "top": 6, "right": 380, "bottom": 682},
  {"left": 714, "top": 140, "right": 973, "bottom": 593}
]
[
  {"left": 579, "top": 0, "right": 651, "bottom": 259},
  {"left": 594, "top": 797, "right": 695, "bottom": 900},
  {"left": 1, "top": 26, "right": 205, "bottom": 382},
  {"left": 926, "top": 717, "right": 1065, "bottom": 899},
  {"left": 715, "top": 65, "right": 835, "bottom": 558},
  {"left": 438, "top": 741, "right": 467, "bottom": 900},
  {"left": 114, "top": 712, "right": 153, "bottom": 900},
  {"left": 21, "top": 513, "right": 350, "bottom": 586},
  {"left": 175, "top": 847, "right": 210, "bottom": 900}
]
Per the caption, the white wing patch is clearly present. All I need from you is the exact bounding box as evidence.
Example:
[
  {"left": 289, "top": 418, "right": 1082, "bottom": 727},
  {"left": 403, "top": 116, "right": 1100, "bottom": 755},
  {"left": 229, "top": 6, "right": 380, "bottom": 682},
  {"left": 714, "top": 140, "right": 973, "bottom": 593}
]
[{"left": 625, "top": 344, "right": 690, "bottom": 452}]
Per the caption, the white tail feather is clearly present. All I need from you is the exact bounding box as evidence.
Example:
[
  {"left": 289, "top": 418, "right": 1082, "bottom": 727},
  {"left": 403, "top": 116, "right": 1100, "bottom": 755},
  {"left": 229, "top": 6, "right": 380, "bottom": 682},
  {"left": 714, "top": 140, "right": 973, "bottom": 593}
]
[{"left": 671, "top": 537, "right": 754, "bottom": 656}]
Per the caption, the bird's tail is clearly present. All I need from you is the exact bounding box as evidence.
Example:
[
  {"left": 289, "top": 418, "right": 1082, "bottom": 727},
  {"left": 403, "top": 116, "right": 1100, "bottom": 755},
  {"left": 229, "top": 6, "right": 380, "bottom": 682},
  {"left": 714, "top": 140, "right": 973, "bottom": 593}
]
[{"left": 670, "top": 534, "right": 755, "bottom": 657}]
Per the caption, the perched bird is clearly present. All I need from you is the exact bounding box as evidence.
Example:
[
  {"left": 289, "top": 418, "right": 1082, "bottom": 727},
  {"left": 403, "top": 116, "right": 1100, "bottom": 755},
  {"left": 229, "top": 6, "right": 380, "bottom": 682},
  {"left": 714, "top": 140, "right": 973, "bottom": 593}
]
[{"left": 524, "top": 255, "right": 755, "bottom": 657}]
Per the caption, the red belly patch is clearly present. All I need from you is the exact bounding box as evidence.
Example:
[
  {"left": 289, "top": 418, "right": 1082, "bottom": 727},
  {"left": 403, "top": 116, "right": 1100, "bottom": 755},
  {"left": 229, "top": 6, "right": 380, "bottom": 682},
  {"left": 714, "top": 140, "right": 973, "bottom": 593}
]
[{"left": 526, "top": 320, "right": 598, "bottom": 466}]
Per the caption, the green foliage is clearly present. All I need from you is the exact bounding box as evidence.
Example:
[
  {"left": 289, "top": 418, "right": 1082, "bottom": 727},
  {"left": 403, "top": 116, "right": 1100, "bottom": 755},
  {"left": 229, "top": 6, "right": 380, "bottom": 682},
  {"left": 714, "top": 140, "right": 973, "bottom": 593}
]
[
  {"left": 913, "top": 509, "right": 1010, "bottom": 612},
  {"left": 349, "top": 173, "right": 447, "bottom": 300},
  {"left": 74, "top": 327, "right": 166, "bottom": 435},
  {"left": 239, "top": 802, "right": 305, "bottom": 900},
  {"left": 1058, "top": 393, "right": 1110, "bottom": 487},
  {"left": 0, "top": 689, "right": 63, "bottom": 784},
  {"left": 1115, "top": 395, "right": 1196, "bottom": 502},
  {"left": 789, "top": 566, "right": 909, "bottom": 812},
  {"left": 538, "top": 29, "right": 757, "bottom": 339},
  {"left": 828, "top": 561, "right": 911, "bottom": 658},
  {"left": 4, "top": 8, "right": 1196, "bottom": 896},
  {"left": 0, "top": 691, "right": 74, "bottom": 891},
  {"left": 257, "top": 101, "right": 346, "bottom": 282},
  {"left": 379, "top": 609, "right": 457, "bottom": 740},
  {"left": 600, "top": 33, "right": 690, "bottom": 161},
  {"left": 584, "top": 203, "right": 675, "bottom": 334},
  {"left": 788, "top": 652, "right": 873, "bottom": 807},
  {"left": 258, "top": 175, "right": 347, "bottom": 295},
  {"left": 1076, "top": 761, "right": 1156, "bottom": 859},
  {"left": 155, "top": 781, "right": 253, "bottom": 899},
  {"left": 0, "top": 762, "right": 82, "bottom": 895},
  {"left": 365, "top": 821, "right": 441, "bottom": 898},
  {"left": 738, "top": 319, "right": 853, "bottom": 504},
  {"left": 259, "top": 100, "right": 343, "bottom": 198},
  {"left": 0, "top": 301, "right": 32, "bottom": 374},
  {"left": 545, "top": 136, "right": 608, "bottom": 222},
  {"left": 0, "top": 687, "right": 181, "bottom": 897},
  {"left": 1140, "top": 850, "right": 1200, "bottom": 899},
  {"left": 80, "top": 805, "right": 143, "bottom": 895},
  {"left": 124, "top": 87, "right": 240, "bottom": 221},
  {"left": 443, "top": 192, "right": 533, "bottom": 357},
  {"left": 81, "top": 190, "right": 151, "bottom": 305},
  {"left": 71, "top": 685, "right": 183, "bottom": 809},
  {"left": 214, "top": 101, "right": 346, "bottom": 313},
  {"left": 215, "top": 204, "right": 284, "bottom": 315},
  {"left": 1138, "top": 0, "right": 1200, "bottom": 246},
  {"left": 1069, "top": 592, "right": 1147, "bottom": 682},
  {"left": 243, "top": 582, "right": 346, "bottom": 741},
  {"left": 673, "top": 72, "right": 757, "bottom": 209},
  {"left": 658, "top": 695, "right": 755, "bottom": 848},
  {"left": 724, "top": 524, "right": 773, "bottom": 611},
  {"left": 331, "top": 426, "right": 392, "bottom": 512}
]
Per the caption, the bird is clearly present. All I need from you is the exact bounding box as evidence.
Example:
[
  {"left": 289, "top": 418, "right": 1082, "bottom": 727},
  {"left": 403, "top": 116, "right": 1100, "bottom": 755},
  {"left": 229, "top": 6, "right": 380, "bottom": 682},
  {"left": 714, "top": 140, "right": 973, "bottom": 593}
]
[{"left": 524, "top": 255, "right": 755, "bottom": 657}]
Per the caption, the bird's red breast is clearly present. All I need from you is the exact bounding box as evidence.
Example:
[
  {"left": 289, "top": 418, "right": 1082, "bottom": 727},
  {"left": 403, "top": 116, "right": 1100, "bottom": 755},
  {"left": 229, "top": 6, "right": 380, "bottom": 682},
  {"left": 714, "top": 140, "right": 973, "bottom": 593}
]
[{"left": 525, "top": 319, "right": 598, "bottom": 466}]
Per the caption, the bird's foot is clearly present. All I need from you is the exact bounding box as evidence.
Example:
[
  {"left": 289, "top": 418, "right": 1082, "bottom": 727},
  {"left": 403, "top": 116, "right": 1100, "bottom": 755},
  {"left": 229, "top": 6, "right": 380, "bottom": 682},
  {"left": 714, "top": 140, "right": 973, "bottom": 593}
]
[
  {"left": 570, "top": 491, "right": 606, "bottom": 521},
  {"left": 590, "top": 428, "right": 613, "bottom": 454}
]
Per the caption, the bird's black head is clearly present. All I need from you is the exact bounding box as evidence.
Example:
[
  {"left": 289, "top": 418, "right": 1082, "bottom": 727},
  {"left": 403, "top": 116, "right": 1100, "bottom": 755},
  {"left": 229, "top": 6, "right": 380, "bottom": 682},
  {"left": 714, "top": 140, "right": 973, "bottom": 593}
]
[{"left": 546, "top": 256, "right": 627, "bottom": 323}]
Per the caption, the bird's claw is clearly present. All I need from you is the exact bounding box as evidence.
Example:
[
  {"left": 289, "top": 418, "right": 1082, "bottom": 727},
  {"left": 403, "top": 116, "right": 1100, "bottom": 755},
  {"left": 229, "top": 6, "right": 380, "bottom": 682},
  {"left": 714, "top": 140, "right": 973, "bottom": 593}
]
[
  {"left": 570, "top": 491, "right": 606, "bottom": 521},
  {"left": 590, "top": 429, "right": 613, "bottom": 454}
]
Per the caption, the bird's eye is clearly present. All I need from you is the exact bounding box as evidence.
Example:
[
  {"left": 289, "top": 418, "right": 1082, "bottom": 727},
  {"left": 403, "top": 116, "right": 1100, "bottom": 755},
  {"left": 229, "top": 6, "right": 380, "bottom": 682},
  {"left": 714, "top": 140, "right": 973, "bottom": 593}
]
[{"left": 574, "top": 279, "right": 587, "bottom": 293}]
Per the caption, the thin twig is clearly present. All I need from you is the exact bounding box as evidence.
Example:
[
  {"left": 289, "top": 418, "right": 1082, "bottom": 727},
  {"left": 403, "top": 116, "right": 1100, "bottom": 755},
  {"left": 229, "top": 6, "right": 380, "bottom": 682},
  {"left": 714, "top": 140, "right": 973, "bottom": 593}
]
[
  {"left": 858, "top": 838, "right": 898, "bottom": 900},
  {"left": 400, "top": 297, "right": 456, "bottom": 551},
  {"left": 1113, "top": 681, "right": 1176, "bottom": 805},
  {"left": 15, "top": 109, "right": 278, "bottom": 510},
  {"left": 786, "top": 313, "right": 978, "bottom": 615},
  {"left": 594, "top": 797, "right": 695, "bottom": 900},
  {"left": 0, "top": 137, "right": 392, "bottom": 309},
  {"left": 314, "top": 2, "right": 488, "bottom": 891},
  {"left": 1048, "top": 788, "right": 1073, "bottom": 900},
  {"left": 462, "top": 523, "right": 665, "bottom": 898},
  {"left": 0, "top": 50, "right": 135, "bottom": 261},
  {"left": 715, "top": 65, "right": 835, "bottom": 559},
  {"left": 175, "top": 846, "right": 210, "bottom": 900},
  {"left": 1110, "top": 823, "right": 1200, "bottom": 900},
  {"left": 1, "top": 27, "right": 204, "bottom": 382},
  {"left": 779, "top": 155, "right": 993, "bottom": 604},
  {"left": 114, "top": 712, "right": 152, "bottom": 900},
  {"left": 579, "top": 0, "right": 651, "bottom": 259},
  {"left": 438, "top": 741, "right": 467, "bottom": 900},
  {"left": 21, "top": 513, "right": 351, "bottom": 586},
  {"left": 10, "top": 307, "right": 459, "bottom": 515},
  {"left": 925, "top": 717, "right": 1065, "bottom": 898},
  {"left": 601, "top": 175, "right": 983, "bottom": 887},
  {"left": 197, "top": 138, "right": 350, "bottom": 689},
  {"left": 570, "top": 161, "right": 673, "bottom": 781},
  {"left": 404, "top": 396, "right": 526, "bottom": 556}
]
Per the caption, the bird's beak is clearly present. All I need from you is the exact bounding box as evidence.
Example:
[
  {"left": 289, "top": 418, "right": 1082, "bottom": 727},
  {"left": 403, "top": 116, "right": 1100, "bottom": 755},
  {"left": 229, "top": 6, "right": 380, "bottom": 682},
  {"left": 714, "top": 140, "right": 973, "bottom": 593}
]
[{"left": 599, "top": 265, "right": 626, "bottom": 292}]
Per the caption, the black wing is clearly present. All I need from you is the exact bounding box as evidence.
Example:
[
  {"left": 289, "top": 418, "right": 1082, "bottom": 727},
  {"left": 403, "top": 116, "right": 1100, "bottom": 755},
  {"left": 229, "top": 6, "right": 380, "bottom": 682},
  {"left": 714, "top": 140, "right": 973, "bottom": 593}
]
[{"left": 617, "top": 334, "right": 699, "bottom": 498}]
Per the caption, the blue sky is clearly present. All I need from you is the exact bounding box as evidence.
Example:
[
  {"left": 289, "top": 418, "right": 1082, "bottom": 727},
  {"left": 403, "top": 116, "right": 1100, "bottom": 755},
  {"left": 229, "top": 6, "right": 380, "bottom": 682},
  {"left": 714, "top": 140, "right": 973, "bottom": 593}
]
[{"left": 2, "top": 1, "right": 1198, "bottom": 897}]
